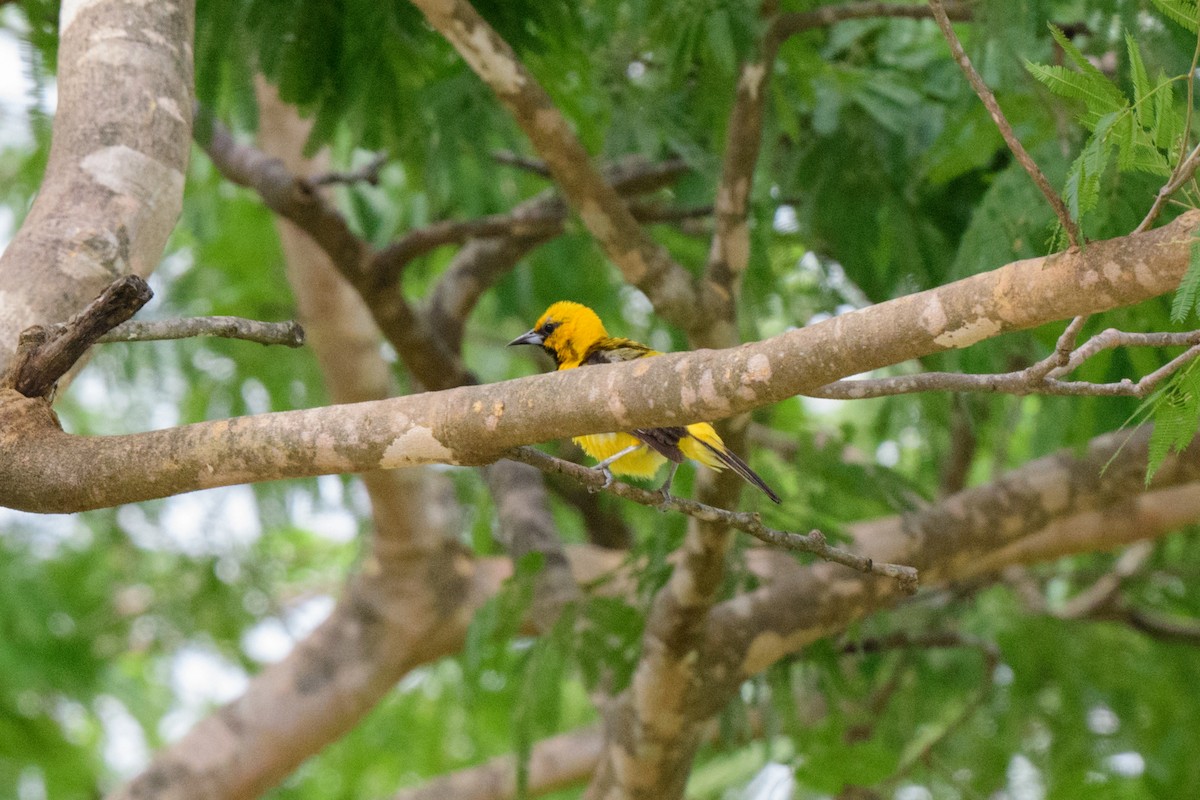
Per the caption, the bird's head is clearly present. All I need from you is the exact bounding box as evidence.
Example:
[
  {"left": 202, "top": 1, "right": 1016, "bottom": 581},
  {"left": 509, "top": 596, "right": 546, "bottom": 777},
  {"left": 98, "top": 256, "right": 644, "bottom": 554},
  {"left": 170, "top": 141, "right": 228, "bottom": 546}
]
[{"left": 508, "top": 301, "right": 608, "bottom": 369}]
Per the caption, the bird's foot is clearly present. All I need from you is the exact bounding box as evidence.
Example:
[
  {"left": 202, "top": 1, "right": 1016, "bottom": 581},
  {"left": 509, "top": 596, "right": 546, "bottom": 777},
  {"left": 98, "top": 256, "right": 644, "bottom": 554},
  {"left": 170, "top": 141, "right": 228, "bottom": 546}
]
[
  {"left": 656, "top": 468, "right": 677, "bottom": 510},
  {"left": 589, "top": 466, "right": 615, "bottom": 493}
]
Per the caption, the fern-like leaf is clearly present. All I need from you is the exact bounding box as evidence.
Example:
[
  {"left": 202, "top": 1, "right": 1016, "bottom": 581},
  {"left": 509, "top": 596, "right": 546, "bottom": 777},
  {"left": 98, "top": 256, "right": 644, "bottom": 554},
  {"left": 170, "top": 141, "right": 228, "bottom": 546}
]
[
  {"left": 1125, "top": 33, "right": 1152, "bottom": 128},
  {"left": 1170, "top": 230, "right": 1200, "bottom": 322},
  {"left": 1153, "top": 71, "right": 1182, "bottom": 152},
  {"left": 1047, "top": 24, "right": 1128, "bottom": 106},
  {"left": 1063, "top": 114, "right": 1117, "bottom": 221},
  {"left": 1149, "top": 0, "right": 1199, "bottom": 32},
  {"left": 1146, "top": 360, "right": 1200, "bottom": 483},
  {"left": 1025, "top": 63, "right": 1127, "bottom": 122}
]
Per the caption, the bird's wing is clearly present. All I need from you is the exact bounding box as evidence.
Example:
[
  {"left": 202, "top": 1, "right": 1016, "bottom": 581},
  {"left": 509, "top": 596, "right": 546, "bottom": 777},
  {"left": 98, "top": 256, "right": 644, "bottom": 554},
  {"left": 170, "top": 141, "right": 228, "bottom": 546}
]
[
  {"left": 581, "top": 337, "right": 658, "bottom": 365},
  {"left": 631, "top": 426, "right": 688, "bottom": 464}
]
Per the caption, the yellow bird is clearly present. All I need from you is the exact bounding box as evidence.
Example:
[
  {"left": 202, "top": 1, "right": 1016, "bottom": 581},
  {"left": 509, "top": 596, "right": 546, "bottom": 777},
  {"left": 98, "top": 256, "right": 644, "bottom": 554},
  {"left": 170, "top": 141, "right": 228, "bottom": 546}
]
[{"left": 508, "top": 301, "right": 781, "bottom": 503}]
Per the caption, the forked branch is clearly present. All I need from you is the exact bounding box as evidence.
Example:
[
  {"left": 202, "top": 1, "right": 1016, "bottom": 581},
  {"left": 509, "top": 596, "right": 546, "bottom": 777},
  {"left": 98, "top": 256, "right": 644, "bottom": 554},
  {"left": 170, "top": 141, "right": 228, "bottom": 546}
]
[{"left": 813, "top": 320, "right": 1200, "bottom": 400}]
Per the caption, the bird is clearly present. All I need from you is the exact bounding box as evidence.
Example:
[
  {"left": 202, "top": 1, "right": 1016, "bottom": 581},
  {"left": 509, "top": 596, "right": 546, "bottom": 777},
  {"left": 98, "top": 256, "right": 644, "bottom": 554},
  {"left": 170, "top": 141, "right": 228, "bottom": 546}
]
[{"left": 508, "top": 300, "right": 781, "bottom": 504}]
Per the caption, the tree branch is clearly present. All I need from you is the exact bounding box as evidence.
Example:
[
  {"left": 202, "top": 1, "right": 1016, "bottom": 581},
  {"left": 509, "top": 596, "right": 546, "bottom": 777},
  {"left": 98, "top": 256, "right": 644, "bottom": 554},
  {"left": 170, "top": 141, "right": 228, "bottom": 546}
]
[
  {"left": 302, "top": 152, "right": 388, "bottom": 188},
  {"left": 4, "top": 211, "right": 1198, "bottom": 514},
  {"left": 424, "top": 157, "right": 692, "bottom": 354},
  {"left": 372, "top": 158, "right": 692, "bottom": 288},
  {"left": 1136, "top": 30, "right": 1200, "bottom": 233},
  {"left": 581, "top": 420, "right": 1200, "bottom": 798}
]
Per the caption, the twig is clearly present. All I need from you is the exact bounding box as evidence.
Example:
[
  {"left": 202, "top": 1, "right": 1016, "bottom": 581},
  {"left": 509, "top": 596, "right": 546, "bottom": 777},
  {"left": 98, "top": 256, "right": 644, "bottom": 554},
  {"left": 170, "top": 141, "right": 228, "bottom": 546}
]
[
  {"left": 92, "top": 317, "right": 306, "bottom": 348},
  {"left": 491, "top": 150, "right": 552, "bottom": 177},
  {"left": 929, "top": 0, "right": 1081, "bottom": 248},
  {"left": 302, "top": 152, "right": 388, "bottom": 189},
  {"left": 506, "top": 446, "right": 919, "bottom": 592},
  {"left": 1, "top": 275, "right": 153, "bottom": 398},
  {"left": 1137, "top": 143, "right": 1200, "bottom": 233},
  {"left": 811, "top": 324, "right": 1200, "bottom": 400}
]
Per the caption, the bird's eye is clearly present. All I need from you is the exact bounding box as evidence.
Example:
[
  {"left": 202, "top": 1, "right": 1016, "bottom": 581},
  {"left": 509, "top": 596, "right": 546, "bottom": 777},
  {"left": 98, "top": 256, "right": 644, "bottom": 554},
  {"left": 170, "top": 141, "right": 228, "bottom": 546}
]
[{"left": 541, "top": 321, "right": 559, "bottom": 335}]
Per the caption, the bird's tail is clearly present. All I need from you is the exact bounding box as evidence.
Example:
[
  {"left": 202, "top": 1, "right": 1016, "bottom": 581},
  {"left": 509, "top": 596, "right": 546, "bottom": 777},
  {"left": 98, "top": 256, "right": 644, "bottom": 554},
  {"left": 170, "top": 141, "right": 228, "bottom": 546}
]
[{"left": 697, "top": 438, "right": 782, "bottom": 504}]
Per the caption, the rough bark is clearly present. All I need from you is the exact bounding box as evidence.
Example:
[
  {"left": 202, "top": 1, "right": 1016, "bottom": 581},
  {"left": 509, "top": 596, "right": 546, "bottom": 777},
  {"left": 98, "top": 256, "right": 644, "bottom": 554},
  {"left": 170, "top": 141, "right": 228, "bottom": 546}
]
[{"left": 0, "top": 0, "right": 193, "bottom": 371}]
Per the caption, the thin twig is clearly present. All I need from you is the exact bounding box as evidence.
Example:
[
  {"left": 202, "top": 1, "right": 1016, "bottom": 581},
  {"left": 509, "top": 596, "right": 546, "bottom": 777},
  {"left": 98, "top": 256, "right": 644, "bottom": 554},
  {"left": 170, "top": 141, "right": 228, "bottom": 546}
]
[
  {"left": 491, "top": 150, "right": 552, "bottom": 177},
  {"left": 506, "top": 446, "right": 919, "bottom": 592},
  {"left": 302, "top": 152, "right": 388, "bottom": 189},
  {"left": 929, "top": 0, "right": 1081, "bottom": 247},
  {"left": 91, "top": 317, "right": 306, "bottom": 348}
]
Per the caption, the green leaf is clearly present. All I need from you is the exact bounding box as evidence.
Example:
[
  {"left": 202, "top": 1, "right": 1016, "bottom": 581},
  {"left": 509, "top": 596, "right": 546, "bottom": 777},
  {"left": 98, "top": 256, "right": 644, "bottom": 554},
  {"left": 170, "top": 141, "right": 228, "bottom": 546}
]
[
  {"left": 1125, "top": 32, "right": 1152, "bottom": 128},
  {"left": 1149, "top": 0, "right": 1200, "bottom": 32},
  {"left": 1063, "top": 113, "right": 1117, "bottom": 222},
  {"left": 1170, "top": 230, "right": 1200, "bottom": 323},
  {"left": 1024, "top": 63, "right": 1127, "bottom": 123},
  {"left": 1048, "top": 24, "right": 1128, "bottom": 104},
  {"left": 1146, "top": 360, "right": 1200, "bottom": 482},
  {"left": 1154, "top": 70, "right": 1183, "bottom": 152}
]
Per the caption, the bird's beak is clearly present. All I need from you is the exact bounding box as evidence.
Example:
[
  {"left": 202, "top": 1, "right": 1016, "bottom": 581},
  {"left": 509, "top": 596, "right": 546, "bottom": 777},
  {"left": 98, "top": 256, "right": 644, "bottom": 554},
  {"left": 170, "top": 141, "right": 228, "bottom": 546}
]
[{"left": 508, "top": 329, "right": 544, "bottom": 347}]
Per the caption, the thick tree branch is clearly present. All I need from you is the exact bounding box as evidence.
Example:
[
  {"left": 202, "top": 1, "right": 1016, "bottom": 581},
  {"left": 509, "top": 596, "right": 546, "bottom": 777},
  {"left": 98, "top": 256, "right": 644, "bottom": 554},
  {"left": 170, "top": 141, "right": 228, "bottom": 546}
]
[
  {"left": 113, "top": 86, "right": 582, "bottom": 800},
  {"left": 407, "top": 0, "right": 702, "bottom": 332},
  {"left": 696, "top": 426, "right": 1200, "bottom": 712},
  {"left": 3, "top": 211, "right": 1198, "bottom": 514},
  {"left": 0, "top": 0, "right": 194, "bottom": 374},
  {"left": 109, "top": 552, "right": 507, "bottom": 800}
]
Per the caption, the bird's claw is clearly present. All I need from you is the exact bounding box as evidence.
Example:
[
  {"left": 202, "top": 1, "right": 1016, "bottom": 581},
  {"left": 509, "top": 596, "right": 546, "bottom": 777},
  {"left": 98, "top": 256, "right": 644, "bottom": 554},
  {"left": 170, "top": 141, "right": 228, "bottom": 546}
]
[
  {"left": 589, "top": 466, "right": 615, "bottom": 493},
  {"left": 657, "top": 488, "right": 673, "bottom": 511}
]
